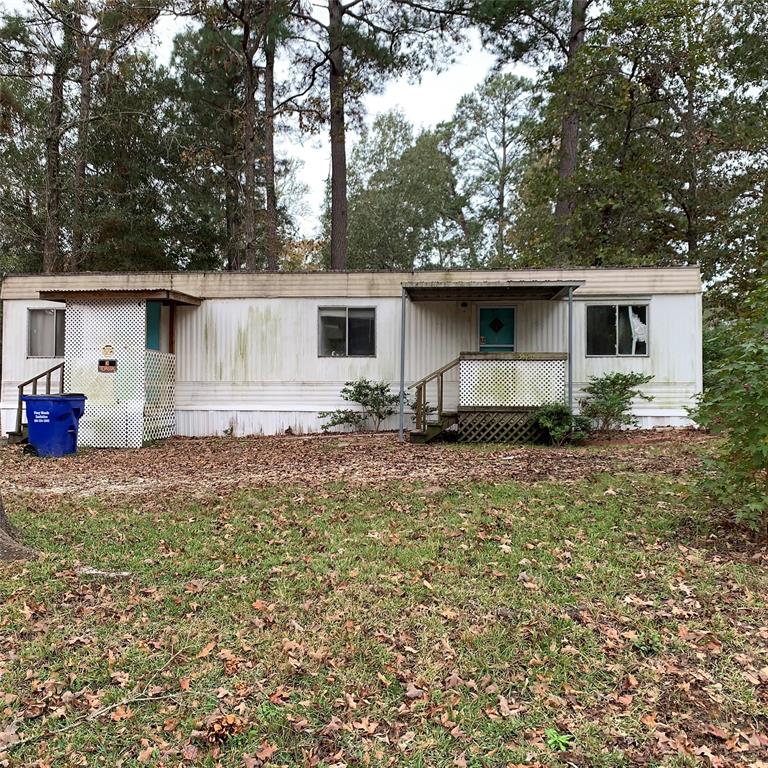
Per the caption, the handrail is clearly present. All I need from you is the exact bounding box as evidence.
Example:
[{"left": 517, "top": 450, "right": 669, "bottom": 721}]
[
  {"left": 459, "top": 352, "right": 568, "bottom": 361},
  {"left": 15, "top": 361, "right": 65, "bottom": 434},
  {"left": 410, "top": 358, "right": 461, "bottom": 433},
  {"left": 410, "top": 353, "right": 567, "bottom": 390},
  {"left": 409, "top": 357, "right": 460, "bottom": 390}
]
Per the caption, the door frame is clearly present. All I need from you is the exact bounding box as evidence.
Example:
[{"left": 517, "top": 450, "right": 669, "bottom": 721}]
[{"left": 475, "top": 303, "right": 517, "bottom": 353}]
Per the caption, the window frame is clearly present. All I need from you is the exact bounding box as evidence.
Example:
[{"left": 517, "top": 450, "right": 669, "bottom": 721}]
[
  {"left": 585, "top": 303, "right": 650, "bottom": 358},
  {"left": 317, "top": 306, "right": 377, "bottom": 358},
  {"left": 27, "top": 307, "right": 65, "bottom": 359}
]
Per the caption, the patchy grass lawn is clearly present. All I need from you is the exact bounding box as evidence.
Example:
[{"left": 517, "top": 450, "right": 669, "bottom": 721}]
[{"left": 1, "top": 433, "right": 766, "bottom": 768}]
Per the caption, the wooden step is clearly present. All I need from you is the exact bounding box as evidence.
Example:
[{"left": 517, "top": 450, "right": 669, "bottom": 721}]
[{"left": 409, "top": 412, "right": 458, "bottom": 444}]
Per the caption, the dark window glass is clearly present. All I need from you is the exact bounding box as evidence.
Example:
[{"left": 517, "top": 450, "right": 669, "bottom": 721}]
[
  {"left": 319, "top": 308, "right": 376, "bottom": 357},
  {"left": 587, "top": 304, "right": 648, "bottom": 356},
  {"left": 586, "top": 305, "right": 616, "bottom": 355},
  {"left": 319, "top": 308, "right": 347, "bottom": 356},
  {"left": 619, "top": 305, "right": 647, "bottom": 355},
  {"left": 347, "top": 308, "right": 375, "bottom": 356},
  {"left": 54, "top": 309, "right": 65, "bottom": 356}
]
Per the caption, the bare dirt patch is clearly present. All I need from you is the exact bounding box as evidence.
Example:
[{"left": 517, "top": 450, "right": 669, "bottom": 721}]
[{"left": 0, "top": 429, "right": 713, "bottom": 503}]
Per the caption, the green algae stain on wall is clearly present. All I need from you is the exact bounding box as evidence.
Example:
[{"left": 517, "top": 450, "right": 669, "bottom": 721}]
[
  {"left": 472, "top": 364, "right": 516, "bottom": 405},
  {"left": 229, "top": 304, "right": 279, "bottom": 383}
]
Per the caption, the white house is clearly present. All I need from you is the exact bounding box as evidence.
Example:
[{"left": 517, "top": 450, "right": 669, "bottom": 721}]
[{"left": 0, "top": 267, "right": 703, "bottom": 446}]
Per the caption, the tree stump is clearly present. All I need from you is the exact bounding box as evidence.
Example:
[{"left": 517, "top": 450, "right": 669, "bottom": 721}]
[{"left": 0, "top": 495, "right": 37, "bottom": 561}]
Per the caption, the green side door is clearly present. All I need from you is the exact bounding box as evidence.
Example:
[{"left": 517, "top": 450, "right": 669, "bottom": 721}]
[
  {"left": 146, "top": 301, "right": 162, "bottom": 351},
  {"left": 479, "top": 307, "right": 515, "bottom": 352}
]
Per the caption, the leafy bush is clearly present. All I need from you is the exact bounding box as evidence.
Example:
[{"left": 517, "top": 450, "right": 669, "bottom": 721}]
[
  {"left": 319, "top": 379, "right": 400, "bottom": 432},
  {"left": 695, "top": 279, "right": 768, "bottom": 538},
  {"left": 702, "top": 323, "right": 729, "bottom": 392},
  {"left": 579, "top": 372, "right": 654, "bottom": 431},
  {"left": 534, "top": 402, "right": 591, "bottom": 446}
]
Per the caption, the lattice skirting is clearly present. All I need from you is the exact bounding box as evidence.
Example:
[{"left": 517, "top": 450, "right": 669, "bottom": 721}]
[
  {"left": 458, "top": 409, "right": 543, "bottom": 443},
  {"left": 459, "top": 358, "right": 566, "bottom": 408},
  {"left": 144, "top": 351, "right": 175, "bottom": 442}
]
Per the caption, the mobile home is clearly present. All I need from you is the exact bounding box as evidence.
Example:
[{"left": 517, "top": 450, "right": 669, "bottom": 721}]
[{"left": 0, "top": 267, "right": 702, "bottom": 446}]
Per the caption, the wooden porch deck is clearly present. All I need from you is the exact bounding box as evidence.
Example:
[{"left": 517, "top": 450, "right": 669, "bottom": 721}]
[{"left": 409, "top": 352, "right": 569, "bottom": 443}]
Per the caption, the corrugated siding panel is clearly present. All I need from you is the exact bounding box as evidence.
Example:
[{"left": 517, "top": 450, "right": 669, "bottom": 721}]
[
  {"left": 0, "top": 300, "right": 65, "bottom": 434},
  {"left": 571, "top": 294, "right": 702, "bottom": 388},
  {"left": 175, "top": 409, "right": 403, "bottom": 437},
  {"left": 175, "top": 298, "right": 401, "bottom": 384},
  {"left": 517, "top": 301, "right": 566, "bottom": 352},
  {"left": 1, "top": 267, "right": 702, "bottom": 300},
  {"left": 175, "top": 408, "right": 694, "bottom": 436}
]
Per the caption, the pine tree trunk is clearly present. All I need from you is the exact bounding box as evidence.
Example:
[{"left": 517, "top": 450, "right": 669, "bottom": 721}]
[
  {"left": 0, "top": 496, "right": 37, "bottom": 561},
  {"left": 328, "top": 0, "right": 348, "bottom": 271},
  {"left": 224, "top": 143, "right": 241, "bottom": 271},
  {"left": 241, "top": 0, "right": 259, "bottom": 271},
  {"left": 264, "top": 5, "right": 279, "bottom": 271},
  {"left": 70, "top": 22, "right": 93, "bottom": 272},
  {"left": 43, "top": 30, "right": 71, "bottom": 274},
  {"left": 554, "top": 0, "right": 588, "bottom": 246},
  {"left": 497, "top": 111, "right": 507, "bottom": 264},
  {"left": 684, "top": 61, "right": 699, "bottom": 260}
]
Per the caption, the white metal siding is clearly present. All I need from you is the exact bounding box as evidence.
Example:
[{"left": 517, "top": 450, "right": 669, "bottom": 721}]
[
  {"left": 2, "top": 284, "right": 703, "bottom": 438},
  {"left": 571, "top": 294, "right": 701, "bottom": 417},
  {"left": 0, "top": 300, "right": 65, "bottom": 435}
]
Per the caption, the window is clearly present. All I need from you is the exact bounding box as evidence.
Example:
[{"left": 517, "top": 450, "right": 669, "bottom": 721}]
[
  {"left": 319, "top": 307, "right": 375, "bottom": 357},
  {"left": 586, "top": 304, "right": 648, "bottom": 356},
  {"left": 28, "top": 308, "right": 65, "bottom": 357}
]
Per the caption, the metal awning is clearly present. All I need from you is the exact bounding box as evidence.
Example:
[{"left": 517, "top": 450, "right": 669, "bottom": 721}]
[
  {"left": 38, "top": 288, "right": 202, "bottom": 306},
  {"left": 402, "top": 280, "right": 583, "bottom": 302}
]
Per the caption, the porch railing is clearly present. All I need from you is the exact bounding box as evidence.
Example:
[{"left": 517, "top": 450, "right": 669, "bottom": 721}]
[
  {"left": 410, "top": 352, "right": 568, "bottom": 434},
  {"left": 410, "top": 357, "right": 459, "bottom": 433},
  {"left": 15, "top": 361, "right": 65, "bottom": 434}
]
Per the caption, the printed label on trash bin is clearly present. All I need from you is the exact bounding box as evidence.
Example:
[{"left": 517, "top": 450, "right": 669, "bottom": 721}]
[{"left": 33, "top": 410, "right": 50, "bottom": 423}]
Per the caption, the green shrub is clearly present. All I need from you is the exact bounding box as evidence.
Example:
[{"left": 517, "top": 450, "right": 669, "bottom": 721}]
[
  {"left": 580, "top": 372, "right": 654, "bottom": 431},
  {"left": 534, "top": 402, "right": 591, "bottom": 446},
  {"left": 695, "top": 279, "right": 768, "bottom": 538},
  {"left": 317, "top": 408, "right": 368, "bottom": 432},
  {"left": 319, "top": 379, "right": 400, "bottom": 432}
]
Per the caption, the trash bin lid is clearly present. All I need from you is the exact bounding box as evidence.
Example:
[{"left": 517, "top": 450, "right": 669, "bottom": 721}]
[{"left": 22, "top": 393, "right": 87, "bottom": 400}]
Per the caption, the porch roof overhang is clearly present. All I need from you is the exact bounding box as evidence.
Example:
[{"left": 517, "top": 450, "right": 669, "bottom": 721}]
[
  {"left": 38, "top": 288, "right": 202, "bottom": 306},
  {"left": 402, "top": 280, "right": 583, "bottom": 302}
]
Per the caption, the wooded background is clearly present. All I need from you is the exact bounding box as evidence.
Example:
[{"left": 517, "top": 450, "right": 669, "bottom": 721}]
[{"left": 1, "top": 0, "right": 766, "bottom": 319}]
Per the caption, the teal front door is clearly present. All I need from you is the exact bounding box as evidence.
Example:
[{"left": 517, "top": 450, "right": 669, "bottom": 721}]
[
  {"left": 479, "top": 307, "right": 515, "bottom": 352},
  {"left": 146, "top": 301, "right": 162, "bottom": 351}
]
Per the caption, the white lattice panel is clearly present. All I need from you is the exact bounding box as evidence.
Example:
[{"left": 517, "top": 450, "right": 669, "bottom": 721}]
[
  {"left": 144, "top": 351, "right": 175, "bottom": 442},
  {"left": 64, "top": 301, "right": 147, "bottom": 448},
  {"left": 459, "top": 358, "right": 566, "bottom": 408}
]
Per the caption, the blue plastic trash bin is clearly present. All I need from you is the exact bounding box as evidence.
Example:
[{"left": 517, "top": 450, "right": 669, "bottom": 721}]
[{"left": 22, "top": 394, "right": 87, "bottom": 457}]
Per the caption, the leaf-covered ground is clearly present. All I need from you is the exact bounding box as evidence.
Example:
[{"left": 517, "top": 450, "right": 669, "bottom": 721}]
[
  {"left": 1, "top": 432, "right": 766, "bottom": 767},
  {"left": 0, "top": 430, "right": 711, "bottom": 501}
]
